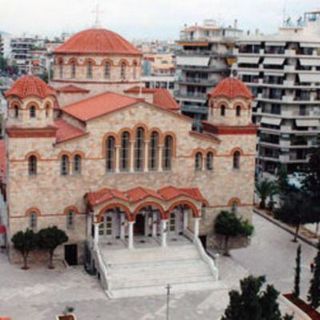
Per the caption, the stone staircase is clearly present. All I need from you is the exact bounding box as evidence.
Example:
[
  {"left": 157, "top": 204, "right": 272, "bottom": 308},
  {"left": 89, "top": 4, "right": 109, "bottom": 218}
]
[{"left": 97, "top": 242, "right": 219, "bottom": 298}]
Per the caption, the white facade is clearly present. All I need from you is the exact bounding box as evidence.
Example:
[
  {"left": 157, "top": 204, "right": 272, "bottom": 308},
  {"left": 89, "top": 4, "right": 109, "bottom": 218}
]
[{"left": 232, "top": 10, "right": 320, "bottom": 174}]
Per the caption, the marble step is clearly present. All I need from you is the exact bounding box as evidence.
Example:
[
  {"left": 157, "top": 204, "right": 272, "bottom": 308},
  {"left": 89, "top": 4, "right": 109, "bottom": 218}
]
[{"left": 107, "top": 280, "right": 225, "bottom": 299}]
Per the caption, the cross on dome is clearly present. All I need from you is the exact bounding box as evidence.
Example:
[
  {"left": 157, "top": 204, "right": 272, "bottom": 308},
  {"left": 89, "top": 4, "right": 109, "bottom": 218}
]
[{"left": 92, "top": 1, "right": 104, "bottom": 28}]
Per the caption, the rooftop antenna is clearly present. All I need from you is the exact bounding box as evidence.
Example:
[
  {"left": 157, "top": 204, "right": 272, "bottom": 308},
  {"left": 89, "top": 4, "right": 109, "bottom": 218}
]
[{"left": 92, "top": 0, "right": 103, "bottom": 28}]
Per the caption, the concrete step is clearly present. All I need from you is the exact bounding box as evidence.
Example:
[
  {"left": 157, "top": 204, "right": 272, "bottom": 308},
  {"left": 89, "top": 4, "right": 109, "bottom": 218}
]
[
  {"left": 107, "top": 280, "right": 226, "bottom": 299},
  {"left": 110, "top": 275, "right": 215, "bottom": 290},
  {"left": 101, "top": 245, "right": 199, "bottom": 265}
]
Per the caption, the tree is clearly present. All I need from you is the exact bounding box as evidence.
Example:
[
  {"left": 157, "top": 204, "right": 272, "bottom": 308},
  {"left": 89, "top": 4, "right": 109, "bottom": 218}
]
[
  {"left": 308, "top": 242, "right": 320, "bottom": 309},
  {"left": 255, "top": 178, "right": 278, "bottom": 209},
  {"left": 37, "top": 226, "right": 68, "bottom": 269},
  {"left": 274, "top": 189, "right": 317, "bottom": 242},
  {"left": 222, "top": 275, "right": 293, "bottom": 320},
  {"left": 276, "top": 164, "right": 290, "bottom": 201},
  {"left": 293, "top": 245, "right": 301, "bottom": 298},
  {"left": 11, "top": 229, "right": 38, "bottom": 270},
  {"left": 214, "top": 211, "right": 254, "bottom": 256}
]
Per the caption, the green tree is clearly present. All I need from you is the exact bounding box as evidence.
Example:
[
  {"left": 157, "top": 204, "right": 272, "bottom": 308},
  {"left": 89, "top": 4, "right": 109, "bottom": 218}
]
[
  {"left": 276, "top": 164, "right": 290, "bottom": 201},
  {"left": 37, "top": 226, "right": 68, "bottom": 269},
  {"left": 11, "top": 229, "right": 38, "bottom": 270},
  {"left": 308, "top": 242, "right": 320, "bottom": 309},
  {"left": 214, "top": 211, "right": 254, "bottom": 256},
  {"left": 293, "top": 245, "right": 301, "bottom": 298},
  {"left": 274, "top": 189, "right": 317, "bottom": 242},
  {"left": 255, "top": 178, "right": 278, "bottom": 209},
  {"left": 222, "top": 275, "right": 293, "bottom": 320}
]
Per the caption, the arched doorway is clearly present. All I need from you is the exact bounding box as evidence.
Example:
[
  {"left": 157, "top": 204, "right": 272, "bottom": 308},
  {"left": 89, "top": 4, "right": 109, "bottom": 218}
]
[
  {"left": 134, "top": 213, "right": 145, "bottom": 235},
  {"left": 98, "top": 209, "right": 124, "bottom": 241}
]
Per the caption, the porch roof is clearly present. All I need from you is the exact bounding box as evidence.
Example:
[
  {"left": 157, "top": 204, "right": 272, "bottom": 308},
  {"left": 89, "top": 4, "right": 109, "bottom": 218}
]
[{"left": 86, "top": 185, "right": 207, "bottom": 208}]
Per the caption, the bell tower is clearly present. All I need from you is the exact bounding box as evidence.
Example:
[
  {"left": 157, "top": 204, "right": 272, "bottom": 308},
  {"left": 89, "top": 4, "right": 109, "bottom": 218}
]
[
  {"left": 207, "top": 77, "right": 253, "bottom": 127},
  {"left": 5, "top": 75, "right": 56, "bottom": 129}
]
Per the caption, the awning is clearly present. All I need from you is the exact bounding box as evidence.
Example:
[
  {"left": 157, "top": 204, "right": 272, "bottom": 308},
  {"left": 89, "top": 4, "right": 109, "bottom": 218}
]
[
  {"left": 237, "top": 56, "right": 260, "bottom": 64},
  {"left": 238, "top": 71, "right": 259, "bottom": 76},
  {"left": 301, "top": 42, "right": 320, "bottom": 48},
  {"left": 261, "top": 117, "right": 281, "bottom": 126},
  {"left": 300, "top": 59, "right": 320, "bottom": 67},
  {"left": 0, "top": 225, "right": 6, "bottom": 234},
  {"left": 263, "top": 57, "right": 285, "bottom": 65},
  {"left": 265, "top": 42, "right": 286, "bottom": 46},
  {"left": 299, "top": 73, "right": 320, "bottom": 83},
  {"left": 176, "top": 56, "right": 210, "bottom": 67},
  {"left": 296, "top": 119, "right": 319, "bottom": 127},
  {"left": 264, "top": 71, "right": 284, "bottom": 76}
]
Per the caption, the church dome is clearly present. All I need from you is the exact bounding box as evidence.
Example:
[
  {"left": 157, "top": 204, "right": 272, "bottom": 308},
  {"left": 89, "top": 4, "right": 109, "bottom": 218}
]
[
  {"left": 54, "top": 28, "right": 141, "bottom": 56},
  {"left": 5, "top": 75, "right": 56, "bottom": 99},
  {"left": 209, "top": 77, "right": 253, "bottom": 99}
]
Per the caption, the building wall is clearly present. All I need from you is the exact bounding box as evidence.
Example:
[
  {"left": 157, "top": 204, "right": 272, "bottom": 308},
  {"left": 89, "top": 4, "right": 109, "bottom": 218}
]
[{"left": 6, "top": 102, "right": 255, "bottom": 261}]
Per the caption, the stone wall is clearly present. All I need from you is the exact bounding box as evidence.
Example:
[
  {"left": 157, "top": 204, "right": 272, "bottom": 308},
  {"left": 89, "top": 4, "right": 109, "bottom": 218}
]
[{"left": 6, "top": 101, "right": 256, "bottom": 262}]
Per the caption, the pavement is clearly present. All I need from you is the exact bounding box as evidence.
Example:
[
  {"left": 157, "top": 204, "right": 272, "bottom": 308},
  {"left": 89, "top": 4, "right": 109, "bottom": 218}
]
[{"left": 0, "top": 214, "right": 317, "bottom": 320}]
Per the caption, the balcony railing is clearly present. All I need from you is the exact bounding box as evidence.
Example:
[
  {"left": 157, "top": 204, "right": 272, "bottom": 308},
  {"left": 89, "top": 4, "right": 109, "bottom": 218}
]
[
  {"left": 177, "top": 77, "right": 217, "bottom": 86},
  {"left": 174, "top": 90, "right": 207, "bottom": 100}
]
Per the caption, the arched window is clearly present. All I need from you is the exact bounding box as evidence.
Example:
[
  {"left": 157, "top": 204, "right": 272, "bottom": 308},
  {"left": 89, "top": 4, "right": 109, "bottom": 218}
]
[
  {"left": 149, "top": 131, "right": 159, "bottom": 171},
  {"left": 45, "top": 104, "right": 50, "bottom": 118},
  {"left": 231, "top": 201, "right": 238, "bottom": 214},
  {"left": 236, "top": 106, "right": 241, "bottom": 117},
  {"left": 206, "top": 152, "right": 214, "bottom": 170},
  {"left": 220, "top": 105, "right": 226, "bottom": 116},
  {"left": 73, "top": 154, "right": 82, "bottom": 175},
  {"left": 29, "top": 105, "right": 36, "bottom": 118},
  {"left": 14, "top": 106, "right": 19, "bottom": 118},
  {"left": 87, "top": 61, "right": 93, "bottom": 79},
  {"left": 195, "top": 152, "right": 203, "bottom": 171},
  {"left": 134, "top": 127, "right": 145, "bottom": 171},
  {"left": 106, "top": 136, "right": 116, "bottom": 172},
  {"left": 29, "top": 212, "right": 37, "bottom": 231},
  {"left": 169, "top": 212, "right": 176, "bottom": 232},
  {"left": 133, "top": 61, "right": 137, "bottom": 80},
  {"left": 120, "top": 131, "right": 130, "bottom": 171},
  {"left": 163, "top": 135, "right": 173, "bottom": 171},
  {"left": 233, "top": 151, "right": 241, "bottom": 170},
  {"left": 61, "top": 155, "right": 70, "bottom": 176},
  {"left": 58, "top": 59, "right": 63, "bottom": 78},
  {"left": 120, "top": 62, "right": 126, "bottom": 80},
  {"left": 28, "top": 155, "right": 37, "bottom": 176},
  {"left": 104, "top": 62, "right": 111, "bottom": 79},
  {"left": 66, "top": 210, "right": 75, "bottom": 230},
  {"left": 71, "top": 61, "right": 76, "bottom": 78}
]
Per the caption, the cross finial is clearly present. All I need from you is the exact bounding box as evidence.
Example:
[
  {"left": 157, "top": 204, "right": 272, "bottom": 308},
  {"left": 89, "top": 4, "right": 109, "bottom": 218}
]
[{"left": 92, "top": 1, "right": 103, "bottom": 28}]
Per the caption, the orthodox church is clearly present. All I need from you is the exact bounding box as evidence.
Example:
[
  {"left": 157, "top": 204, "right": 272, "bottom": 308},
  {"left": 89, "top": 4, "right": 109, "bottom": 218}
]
[{"left": 0, "top": 27, "right": 256, "bottom": 297}]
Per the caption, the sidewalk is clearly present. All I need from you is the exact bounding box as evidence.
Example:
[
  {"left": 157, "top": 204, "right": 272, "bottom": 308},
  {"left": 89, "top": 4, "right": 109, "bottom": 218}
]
[{"left": 253, "top": 207, "right": 319, "bottom": 248}]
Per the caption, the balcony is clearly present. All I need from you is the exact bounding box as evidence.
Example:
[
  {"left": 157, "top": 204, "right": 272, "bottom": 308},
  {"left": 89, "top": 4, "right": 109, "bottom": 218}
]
[
  {"left": 174, "top": 90, "right": 207, "bottom": 101},
  {"left": 177, "top": 77, "right": 217, "bottom": 86},
  {"left": 181, "top": 105, "right": 208, "bottom": 114}
]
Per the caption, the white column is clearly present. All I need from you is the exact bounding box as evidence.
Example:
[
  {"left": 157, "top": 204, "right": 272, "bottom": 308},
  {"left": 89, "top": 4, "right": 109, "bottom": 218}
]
[
  {"left": 158, "top": 145, "right": 163, "bottom": 171},
  {"left": 161, "top": 219, "right": 168, "bottom": 248},
  {"left": 183, "top": 209, "right": 188, "bottom": 232},
  {"left": 128, "top": 221, "right": 134, "bottom": 249},
  {"left": 87, "top": 214, "right": 92, "bottom": 238},
  {"left": 193, "top": 217, "right": 200, "bottom": 241},
  {"left": 94, "top": 223, "right": 99, "bottom": 248},
  {"left": 120, "top": 214, "right": 125, "bottom": 240},
  {"left": 144, "top": 141, "right": 149, "bottom": 172},
  {"left": 152, "top": 212, "right": 157, "bottom": 237},
  {"left": 115, "top": 145, "right": 120, "bottom": 173},
  {"left": 129, "top": 140, "right": 135, "bottom": 172}
]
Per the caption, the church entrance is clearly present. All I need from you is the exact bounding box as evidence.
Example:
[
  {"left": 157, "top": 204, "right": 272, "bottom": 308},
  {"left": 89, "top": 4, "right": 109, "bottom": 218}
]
[{"left": 134, "top": 214, "right": 145, "bottom": 235}]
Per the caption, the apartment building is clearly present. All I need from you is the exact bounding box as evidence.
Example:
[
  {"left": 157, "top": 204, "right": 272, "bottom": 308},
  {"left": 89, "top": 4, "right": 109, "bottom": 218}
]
[
  {"left": 232, "top": 10, "right": 320, "bottom": 174},
  {"left": 174, "top": 19, "right": 242, "bottom": 122}
]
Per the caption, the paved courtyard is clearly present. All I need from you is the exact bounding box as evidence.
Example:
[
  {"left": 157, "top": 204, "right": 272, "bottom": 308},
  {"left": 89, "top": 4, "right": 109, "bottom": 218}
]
[{"left": 0, "top": 214, "right": 317, "bottom": 320}]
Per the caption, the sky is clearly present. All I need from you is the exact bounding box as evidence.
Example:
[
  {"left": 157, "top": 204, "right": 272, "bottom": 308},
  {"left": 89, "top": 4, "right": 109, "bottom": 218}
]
[{"left": 0, "top": 0, "right": 319, "bottom": 40}]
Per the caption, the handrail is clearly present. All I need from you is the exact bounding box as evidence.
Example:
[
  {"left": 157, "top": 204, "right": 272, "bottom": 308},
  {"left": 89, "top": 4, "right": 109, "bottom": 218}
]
[
  {"left": 184, "top": 229, "right": 219, "bottom": 280},
  {"left": 93, "top": 245, "right": 111, "bottom": 291}
]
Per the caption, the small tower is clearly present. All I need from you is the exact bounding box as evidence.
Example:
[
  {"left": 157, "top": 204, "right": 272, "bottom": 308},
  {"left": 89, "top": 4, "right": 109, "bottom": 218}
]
[
  {"left": 5, "top": 75, "right": 56, "bottom": 128},
  {"left": 207, "top": 77, "right": 253, "bottom": 127}
]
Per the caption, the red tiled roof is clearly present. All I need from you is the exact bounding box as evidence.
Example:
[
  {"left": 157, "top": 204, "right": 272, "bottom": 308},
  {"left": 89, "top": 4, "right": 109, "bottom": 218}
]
[
  {"left": 5, "top": 75, "right": 56, "bottom": 99},
  {"left": 54, "top": 28, "right": 141, "bottom": 56},
  {"left": 209, "top": 77, "right": 252, "bottom": 99},
  {"left": 54, "top": 119, "right": 87, "bottom": 143},
  {"left": 0, "top": 140, "right": 6, "bottom": 181},
  {"left": 86, "top": 186, "right": 206, "bottom": 207},
  {"left": 124, "top": 87, "right": 180, "bottom": 111},
  {"left": 56, "top": 85, "right": 90, "bottom": 94},
  {"left": 63, "top": 92, "right": 139, "bottom": 122}
]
